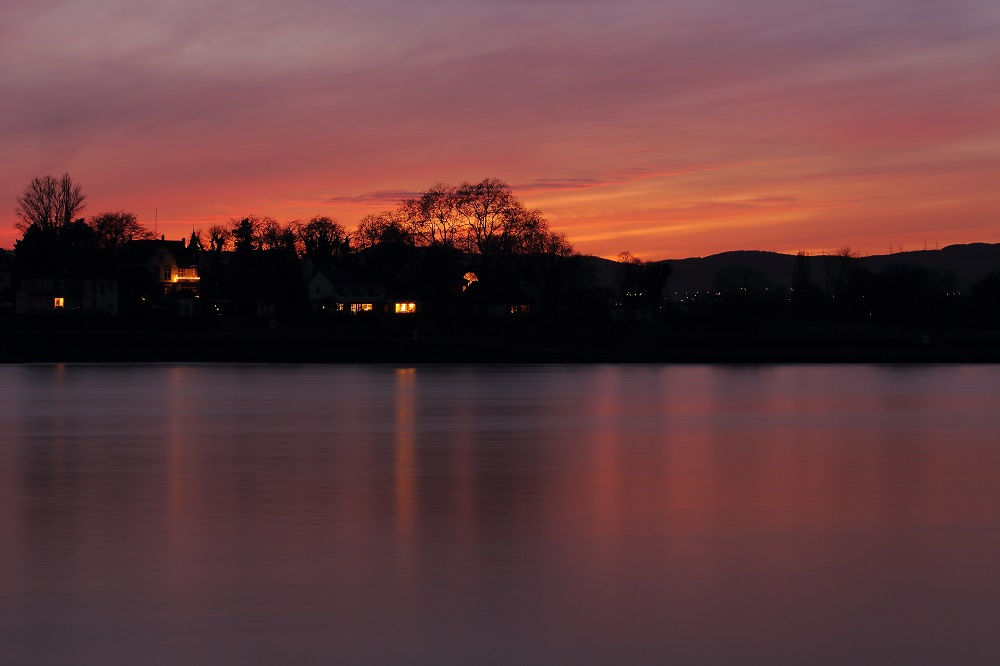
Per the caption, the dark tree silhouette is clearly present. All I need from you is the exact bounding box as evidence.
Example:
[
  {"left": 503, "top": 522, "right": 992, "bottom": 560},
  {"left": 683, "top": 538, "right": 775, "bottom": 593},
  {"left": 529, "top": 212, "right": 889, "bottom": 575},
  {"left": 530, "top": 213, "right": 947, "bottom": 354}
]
[
  {"left": 256, "top": 217, "right": 296, "bottom": 253},
  {"left": 89, "top": 211, "right": 153, "bottom": 252},
  {"left": 295, "top": 216, "right": 349, "bottom": 263},
  {"left": 15, "top": 173, "right": 87, "bottom": 238},
  {"left": 615, "top": 252, "right": 671, "bottom": 318},
  {"left": 824, "top": 246, "right": 858, "bottom": 298},
  {"left": 207, "top": 225, "right": 231, "bottom": 253},
  {"left": 230, "top": 217, "right": 260, "bottom": 253},
  {"left": 453, "top": 178, "right": 542, "bottom": 256},
  {"left": 404, "top": 183, "right": 462, "bottom": 248},
  {"left": 354, "top": 210, "right": 413, "bottom": 251}
]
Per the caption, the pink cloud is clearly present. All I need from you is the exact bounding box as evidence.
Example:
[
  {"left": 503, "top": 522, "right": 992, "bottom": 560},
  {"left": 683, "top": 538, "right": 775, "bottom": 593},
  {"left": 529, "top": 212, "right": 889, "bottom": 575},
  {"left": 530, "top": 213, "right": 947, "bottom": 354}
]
[{"left": 3, "top": 0, "right": 1000, "bottom": 256}]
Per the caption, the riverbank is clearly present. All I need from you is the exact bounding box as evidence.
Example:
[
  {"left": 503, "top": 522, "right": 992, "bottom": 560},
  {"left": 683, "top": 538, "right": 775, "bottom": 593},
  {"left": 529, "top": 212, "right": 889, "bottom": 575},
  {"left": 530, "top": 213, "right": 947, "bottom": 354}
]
[{"left": 2, "top": 318, "right": 999, "bottom": 363}]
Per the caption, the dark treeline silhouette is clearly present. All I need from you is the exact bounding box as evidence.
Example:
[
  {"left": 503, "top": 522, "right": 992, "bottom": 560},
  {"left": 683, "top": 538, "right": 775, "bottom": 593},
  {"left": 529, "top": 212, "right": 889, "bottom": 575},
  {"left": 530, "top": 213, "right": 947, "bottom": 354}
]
[
  {"left": 6, "top": 175, "right": 602, "bottom": 327},
  {"left": 5, "top": 174, "right": 1000, "bottom": 361},
  {"left": 668, "top": 245, "right": 1000, "bottom": 338}
]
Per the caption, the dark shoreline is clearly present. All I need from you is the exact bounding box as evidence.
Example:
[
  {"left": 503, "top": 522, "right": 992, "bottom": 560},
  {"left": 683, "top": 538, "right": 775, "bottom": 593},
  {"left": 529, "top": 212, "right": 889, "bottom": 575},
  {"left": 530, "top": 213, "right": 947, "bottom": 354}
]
[{"left": 3, "top": 322, "right": 999, "bottom": 364}]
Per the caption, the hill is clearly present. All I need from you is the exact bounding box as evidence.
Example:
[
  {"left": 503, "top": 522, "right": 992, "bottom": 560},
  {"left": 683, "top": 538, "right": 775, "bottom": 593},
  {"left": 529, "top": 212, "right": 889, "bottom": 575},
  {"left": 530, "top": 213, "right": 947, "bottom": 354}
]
[{"left": 583, "top": 243, "right": 1000, "bottom": 296}]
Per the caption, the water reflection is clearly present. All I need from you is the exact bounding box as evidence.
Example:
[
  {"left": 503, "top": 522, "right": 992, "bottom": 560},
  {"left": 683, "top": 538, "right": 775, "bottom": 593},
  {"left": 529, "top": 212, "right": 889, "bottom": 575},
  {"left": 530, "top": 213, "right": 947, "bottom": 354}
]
[{"left": 1, "top": 364, "right": 999, "bottom": 664}]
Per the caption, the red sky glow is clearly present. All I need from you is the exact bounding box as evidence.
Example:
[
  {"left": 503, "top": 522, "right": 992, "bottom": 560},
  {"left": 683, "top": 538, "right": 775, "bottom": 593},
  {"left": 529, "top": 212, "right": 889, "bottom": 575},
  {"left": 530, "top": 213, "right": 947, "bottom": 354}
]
[{"left": 3, "top": 0, "right": 1000, "bottom": 259}]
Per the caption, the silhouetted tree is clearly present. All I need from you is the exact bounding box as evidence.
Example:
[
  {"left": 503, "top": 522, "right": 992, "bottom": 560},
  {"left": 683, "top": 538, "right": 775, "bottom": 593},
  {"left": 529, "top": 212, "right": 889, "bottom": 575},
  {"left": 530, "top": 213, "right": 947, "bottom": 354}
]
[
  {"left": 793, "top": 251, "right": 811, "bottom": 292},
  {"left": 295, "top": 216, "right": 349, "bottom": 263},
  {"left": 230, "top": 217, "right": 260, "bottom": 254},
  {"left": 404, "top": 184, "right": 462, "bottom": 248},
  {"left": 13, "top": 174, "right": 95, "bottom": 275},
  {"left": 15, "top": 173, "right": 86, "bottom": 238},
  {"left": 15, "top": 216, "right": 98, "bottom": 275},
  {"left": 207, "top": 225, "right": 232, "bottom": 253},
  {"left": 89, "top": 211, "right": 153, "bottom": 252},
  {"left": 615, "top": 252, "right": 671, "bottom": 318},
  {"left": 451, "top": 179, "right": 561, "bottom": 258},
  {"left": 824, "top": 246, "right": 858, "bottom": 298},
  {"left": 616, "top": 251, "right": 643, "bottom": 298},
  {"left": 790, "top": 251, "right": 825, "bottom": 314},
  {"left": 354, "top": 210, "right": 413, "bottom": 251}
]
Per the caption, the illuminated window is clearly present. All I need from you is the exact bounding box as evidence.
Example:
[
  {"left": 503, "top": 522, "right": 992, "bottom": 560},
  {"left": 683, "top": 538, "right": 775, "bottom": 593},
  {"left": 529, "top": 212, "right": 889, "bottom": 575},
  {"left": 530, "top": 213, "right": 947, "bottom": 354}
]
[
  {"left": 336, "top": 303, "right": 344, "bottom": 311},
  {"left": 53, "top": 297, "right": 64, "bottom": 309},
  {"left": 350, "top": 303, "right": 373, "bottom": 313},
  {"left": 394, "top": 302, "right": 416, "bottom": 314}
]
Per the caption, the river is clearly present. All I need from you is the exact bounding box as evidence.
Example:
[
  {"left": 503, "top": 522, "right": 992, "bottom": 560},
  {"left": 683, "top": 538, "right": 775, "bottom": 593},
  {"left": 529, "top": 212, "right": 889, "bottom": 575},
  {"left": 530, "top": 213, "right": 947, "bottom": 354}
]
[{"left": 2, "top": 364, "right": 999, "bottom": 664}]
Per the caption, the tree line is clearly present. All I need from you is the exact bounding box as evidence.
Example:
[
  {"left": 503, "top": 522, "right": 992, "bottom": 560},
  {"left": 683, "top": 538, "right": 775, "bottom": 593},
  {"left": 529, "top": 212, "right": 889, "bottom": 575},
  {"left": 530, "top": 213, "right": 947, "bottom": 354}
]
[
  {"left": 11, "top": 173, "right": 1000, "bottom": 333},
  {"left": 13, "top": 174, "right": 571, "bottom": 266},
  {"left": 10, "top": 174, "right": 601, "bottom": 322}
]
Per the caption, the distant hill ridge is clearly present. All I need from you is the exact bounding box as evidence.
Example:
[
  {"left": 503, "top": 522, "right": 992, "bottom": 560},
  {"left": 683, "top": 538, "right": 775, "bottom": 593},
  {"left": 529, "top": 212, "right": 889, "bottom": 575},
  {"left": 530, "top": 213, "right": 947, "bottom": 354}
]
[{"left": 584, "top": 243, "right": 1000, "bottom": 295}]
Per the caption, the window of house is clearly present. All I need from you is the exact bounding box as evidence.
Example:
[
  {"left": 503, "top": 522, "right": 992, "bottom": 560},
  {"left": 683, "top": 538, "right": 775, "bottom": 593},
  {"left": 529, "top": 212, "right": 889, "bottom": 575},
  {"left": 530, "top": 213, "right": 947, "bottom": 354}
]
[
  {"left": 395, "top": 302, "right": 416, "bottom": 314},
  {"left": 53, "top": 297, "right": 64, "bottom": 309}
]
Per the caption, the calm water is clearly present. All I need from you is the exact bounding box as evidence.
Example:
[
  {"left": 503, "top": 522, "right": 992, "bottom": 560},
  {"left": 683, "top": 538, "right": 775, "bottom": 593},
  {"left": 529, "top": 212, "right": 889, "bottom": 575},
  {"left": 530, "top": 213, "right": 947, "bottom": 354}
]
[{"left": 2, "top": 364, "right": 999, "bottom": 664}]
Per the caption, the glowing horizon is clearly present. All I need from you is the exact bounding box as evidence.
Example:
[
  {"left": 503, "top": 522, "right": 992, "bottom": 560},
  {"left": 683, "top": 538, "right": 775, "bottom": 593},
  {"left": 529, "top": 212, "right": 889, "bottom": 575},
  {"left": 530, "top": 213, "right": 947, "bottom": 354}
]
[{"left": 4, "top": 0, "right": 999, "bottom": 260}]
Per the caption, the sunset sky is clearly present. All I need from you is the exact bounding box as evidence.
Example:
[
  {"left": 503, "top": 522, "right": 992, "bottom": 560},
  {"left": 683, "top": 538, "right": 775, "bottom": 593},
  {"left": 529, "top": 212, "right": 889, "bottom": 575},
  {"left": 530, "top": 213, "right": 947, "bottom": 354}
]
[{"left": 4, "top": 0, "right": 1000, "bottom": 259}]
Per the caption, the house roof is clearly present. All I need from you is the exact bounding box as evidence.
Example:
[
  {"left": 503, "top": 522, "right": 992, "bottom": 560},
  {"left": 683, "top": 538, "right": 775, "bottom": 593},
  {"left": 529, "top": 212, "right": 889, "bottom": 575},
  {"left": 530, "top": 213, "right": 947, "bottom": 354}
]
[{"left": 126, "top": 239, "right": 198, "bottom": 268}]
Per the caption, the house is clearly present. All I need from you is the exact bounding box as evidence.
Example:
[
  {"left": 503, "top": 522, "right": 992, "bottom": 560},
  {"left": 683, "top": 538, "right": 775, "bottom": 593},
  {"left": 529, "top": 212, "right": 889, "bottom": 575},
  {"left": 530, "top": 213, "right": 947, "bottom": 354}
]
[
  {"left": 307, "top": 267, "right": 387, "bottom": 314},
  {"left": 16, "top": 275, "right": 119, "bottom": 315},
  {"left": 466, "top": 279, "right": 538, "bottom": 318},
  {"left": 127, "top": 238, "right": 201, "bottom": 296},
  {"left": 123, "top": 237, "right": 201, "bottom": 316},
  {"left": 334, "top": 281, "right": 386, "bottom": 313}
]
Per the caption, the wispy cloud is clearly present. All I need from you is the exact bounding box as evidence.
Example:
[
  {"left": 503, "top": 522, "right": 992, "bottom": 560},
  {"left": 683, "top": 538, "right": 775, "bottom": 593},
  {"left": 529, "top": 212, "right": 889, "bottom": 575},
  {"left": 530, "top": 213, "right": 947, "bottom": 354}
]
[
  {"left": 3, "top": 0, "right": 1000, "bottom": 255},
  {"left": 322, "top": 190, "right": 418, "bottom": 206}
]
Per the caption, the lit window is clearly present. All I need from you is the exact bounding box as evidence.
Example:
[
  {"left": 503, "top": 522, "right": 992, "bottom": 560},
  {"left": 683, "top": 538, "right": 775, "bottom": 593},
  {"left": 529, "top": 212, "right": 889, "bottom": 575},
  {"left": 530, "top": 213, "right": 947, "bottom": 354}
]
[
  {"left": 350, "top": 303, "right": 374, "bottom": 313},
  {"left": 53, "top": 297, "right": 64, "bottom": 309},
  {"left": 395, "top": 302, "right": 416, "bottom": 314}
]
